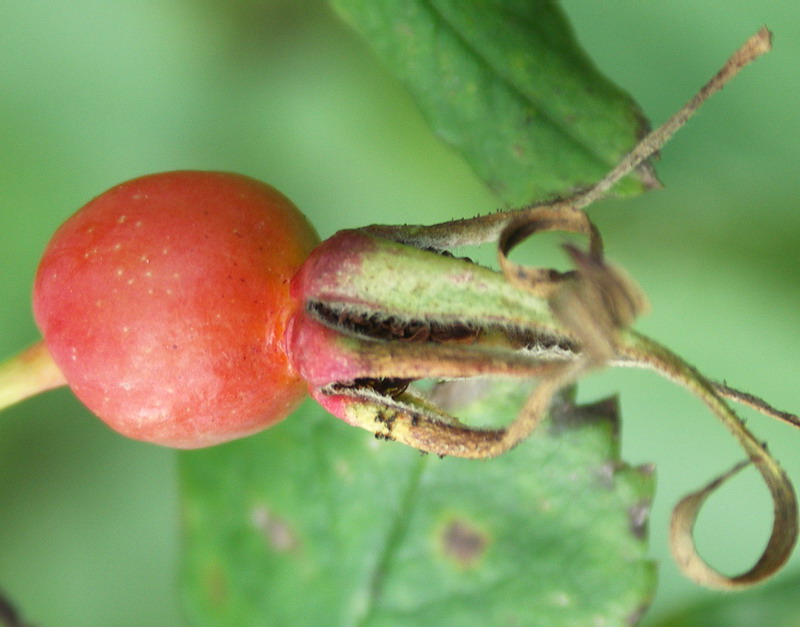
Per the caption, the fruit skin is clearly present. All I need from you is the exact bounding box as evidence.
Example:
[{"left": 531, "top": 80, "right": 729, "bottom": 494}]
[{"left": 33, "top": 171, "right": 319, "bottom": 448}]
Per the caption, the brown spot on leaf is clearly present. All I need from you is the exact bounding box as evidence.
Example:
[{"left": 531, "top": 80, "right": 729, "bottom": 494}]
[{"left": 438, "top": 517, "right": 489, "bottom": 569}]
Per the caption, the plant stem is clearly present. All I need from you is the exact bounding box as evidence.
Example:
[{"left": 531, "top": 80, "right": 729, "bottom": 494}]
[{"left": 0, "top": 340, "right": 67, "bottom": 412}]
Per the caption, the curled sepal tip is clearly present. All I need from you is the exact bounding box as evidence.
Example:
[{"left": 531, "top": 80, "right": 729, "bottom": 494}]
[
  {"left": 621, "top": 332, "right": 798, "bottom": 589},
  {"left": 670, "top": 458, "right": 798, "bottom": 589}
]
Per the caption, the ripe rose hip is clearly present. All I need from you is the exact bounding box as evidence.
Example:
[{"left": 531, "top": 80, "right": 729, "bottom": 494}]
[{"left": 33, "top": 171, "right": 319, "bottom": 447}]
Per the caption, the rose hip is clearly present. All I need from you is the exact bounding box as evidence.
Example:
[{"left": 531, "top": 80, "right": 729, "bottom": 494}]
[{"left": 32, "top": 171, "right": 319, "bottom": 447}]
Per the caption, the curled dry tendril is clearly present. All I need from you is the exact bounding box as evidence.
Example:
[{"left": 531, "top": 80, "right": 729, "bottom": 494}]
[{"left": 291, "top": 27, "right": 799, "bottom": 589}]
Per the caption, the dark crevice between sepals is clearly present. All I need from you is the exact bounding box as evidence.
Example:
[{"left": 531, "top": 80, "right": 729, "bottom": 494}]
[
  {"left": 307, "top": 300, "right": 481, "bottom": 344},
  {"left": 345, "top": 377, "right": 414, "bottom": 400},
  {"left": 305, "top": 300, "right": 579, "bottom": 354},
  {"left": 421, "top": 246, "right": 477, "bottom": 265}
]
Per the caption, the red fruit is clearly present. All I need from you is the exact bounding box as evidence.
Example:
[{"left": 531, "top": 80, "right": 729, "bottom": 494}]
[{"left": 33, "top": 171, "right": 319, "bottom": 448}]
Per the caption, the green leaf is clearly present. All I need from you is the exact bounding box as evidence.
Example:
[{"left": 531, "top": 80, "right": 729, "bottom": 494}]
[
  {"left": 650, "top": 571, "right": 800, "bottom": 627},
  {"left": 180, "top": 382, "right": 655, "bottom": 626},
  {"left": 330, "top": 0, "right": 654, "bottom": 206}
]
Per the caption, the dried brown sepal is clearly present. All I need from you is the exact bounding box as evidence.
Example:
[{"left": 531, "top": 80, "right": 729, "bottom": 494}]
[
  {"left": 496, "top": 205, "right": 646, "bottom": 364},
  {"left": 550, "top": 246, "right": 649, "bottom": 364},
  {"left": 572, "top": 27, "right": 772, "bottom": 211},
  {"left": 671, "top": 458, "right": 798, "bottom": 589},
  {"left": 714, "top": 382, "right": 800, "bottom": 429},
  {"left": 497, "top": 203, "right": 602, "bottom": 298},
  {"left": 322, "top": 360, "right": 581, "bottom": 460}
]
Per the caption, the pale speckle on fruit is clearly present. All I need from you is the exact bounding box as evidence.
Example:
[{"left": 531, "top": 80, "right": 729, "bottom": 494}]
[
  {"left": 140, "top": 255, "right": 149, "bottom": 264},
  {"left": 144, "top": 271, "right": 153, "bottom": 278},
  {"left": 127, "top": 278, "right": 135, "bottom": 285},
  {"left": 135, "top": 221, "right": 142, "bottom": 228},
  {"left": 115, "top": 268, "right": 124, "bottom": 277},
  {"left": 117, "top": 215, "right": 127, "bottom": 224},
  {"left": 113, "top": 243, "right": 122, "bottom": 251}
]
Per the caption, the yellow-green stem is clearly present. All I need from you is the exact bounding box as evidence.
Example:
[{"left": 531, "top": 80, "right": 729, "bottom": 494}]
[{"left": 0, "top": 340, "right": 67, "bottom": 412}]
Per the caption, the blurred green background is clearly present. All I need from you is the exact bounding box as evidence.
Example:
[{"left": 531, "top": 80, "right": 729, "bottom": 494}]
[{"left": 1, "top": 1, "right": 798, "bottom": 625}]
